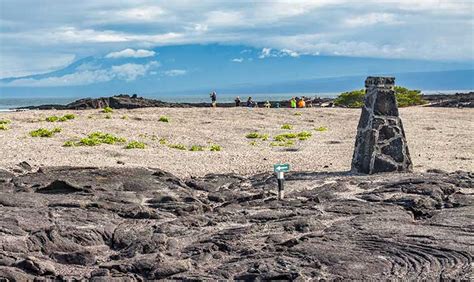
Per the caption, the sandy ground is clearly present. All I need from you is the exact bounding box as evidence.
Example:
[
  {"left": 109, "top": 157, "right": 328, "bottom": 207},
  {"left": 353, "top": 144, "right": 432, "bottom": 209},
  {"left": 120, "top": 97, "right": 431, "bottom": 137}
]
[{"left": 0, "top": 106, "right": 472, "bottom": 177}]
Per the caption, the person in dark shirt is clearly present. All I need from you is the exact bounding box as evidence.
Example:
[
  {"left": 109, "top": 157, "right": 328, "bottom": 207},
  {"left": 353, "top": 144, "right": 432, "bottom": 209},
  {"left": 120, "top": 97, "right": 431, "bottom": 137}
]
[
  {"left": 210, "top": 91, "right": 217, "bottom": 107},
  {"left": 235, "top": 96, "right": 241, "bottom": 107},
  {"left": 246, "top": 97, "right": 254, "bottom": 107}
]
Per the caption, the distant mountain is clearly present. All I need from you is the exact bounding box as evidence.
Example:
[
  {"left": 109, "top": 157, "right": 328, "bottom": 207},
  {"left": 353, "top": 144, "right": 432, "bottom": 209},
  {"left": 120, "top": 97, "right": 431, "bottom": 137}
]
[{"left": 0, "top": 44, "right": 473, "bottom": 98}]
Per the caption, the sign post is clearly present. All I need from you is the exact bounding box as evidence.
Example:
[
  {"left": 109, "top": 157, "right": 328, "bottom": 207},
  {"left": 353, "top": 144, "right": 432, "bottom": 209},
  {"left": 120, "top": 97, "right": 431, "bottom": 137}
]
[{"left": 273, "top": 164, "right": 290, "bottom": 200}]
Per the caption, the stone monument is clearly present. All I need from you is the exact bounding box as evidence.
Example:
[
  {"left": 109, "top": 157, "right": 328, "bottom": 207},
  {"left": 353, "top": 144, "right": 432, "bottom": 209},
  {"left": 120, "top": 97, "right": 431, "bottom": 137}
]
[{"left": 351, "top": 76, "right": 412, "bottom": 174}]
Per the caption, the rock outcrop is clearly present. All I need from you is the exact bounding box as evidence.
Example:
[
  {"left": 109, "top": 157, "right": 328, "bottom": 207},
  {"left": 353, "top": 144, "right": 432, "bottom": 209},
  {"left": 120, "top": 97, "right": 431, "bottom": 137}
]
[
  {"left": 423, "top": 92, "right": 474, "bottom": 108},
  {"left": 352, "top": 77, "right": 413, "bottom": 174},
  {"left": 0, "top": 166, "right": 472, "bottom": 280}
]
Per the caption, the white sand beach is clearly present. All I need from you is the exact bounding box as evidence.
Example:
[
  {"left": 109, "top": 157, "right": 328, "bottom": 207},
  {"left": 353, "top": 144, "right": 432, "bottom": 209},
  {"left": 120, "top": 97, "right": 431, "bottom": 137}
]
[{"left": 0, "top": 107, "right": 472, "bottom": 177}]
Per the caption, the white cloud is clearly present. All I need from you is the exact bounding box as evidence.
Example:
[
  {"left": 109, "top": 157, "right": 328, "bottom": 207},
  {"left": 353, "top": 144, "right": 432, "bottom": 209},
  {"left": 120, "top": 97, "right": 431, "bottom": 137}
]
[
  {"left": 106, "top": 48, "right": 156, "bottom": 58},
  {"left": 231, "top": 58, "right": 244, "bottom": 63},
  {"left": 345, "top": 13, "right": 402, "bottom": 27},
  {"left": 259, "top": 48, "right": 300, "bottom": 59},
  {"left": 3, "top": 61, "right": 160, "bottom": 86},
  {"left": 164, "top": 69, "right": 187, "bottom": 76}
]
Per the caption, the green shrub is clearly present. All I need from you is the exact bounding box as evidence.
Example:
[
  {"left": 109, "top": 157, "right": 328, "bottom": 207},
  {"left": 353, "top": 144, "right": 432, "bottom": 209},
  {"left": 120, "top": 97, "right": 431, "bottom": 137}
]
[
  {"left": 0, "top": 119, "right": 10, "bottom": 125},
  {"left": 274, "top": 133, "right": 297, "bottom": 141},
  {"left": 210, "top": 144, "right": 222, "bottom": 151},
  {"left": 260, "top": 134, "right": 269, "bottom": 141},
  {"left": 46, "top": 116, "right": 59, "bottom": 122},
  {"left": 273, "top": 135, "right": 286, "bottom": 142},
  {"left": 249, "top": 141, "right": 257, "bottom": 146},
  {"left": 63, "top": 114, "right": 76, "bottom": 120},
  {"left": 126, "top": 141, "right": 146, "bottom": 149},
  {"left": 335, "top": 87, "right": 426, "bottom": 108},
  {"left": 159, "top": 116, "right": 169, "bottom": 122},
  {"left": 270, "top": 140, "right": 295, "bottom": 147},
  {"left": 169, "top": 144, "right": 186, "bottom": 150},
  {"left": 121, "top": 115, "right": 128, "bottom": 120},
  {"left": 281, "top": 124, "right": 293, "bottom": 130},
  {"left": 315, "top": 126, "right": 328, "bottom": 132},
  {"left": 30, "top": 127, "right": 61, "bottom": 137},
  {"left": 246, "top": 132, "right": 261, "bottom": 139},
  {"left": 79, "top": 132, "right": 126, "bottom": 146},
  {"left": 159, "top": 138, "right": 167, "bottom": 145},
  {"left": 294, "top": 112, "right": 302, "bottom": 116},
  {"left": 189, "top": 145, "right": 205, "bottom": 151},
  {"left": 105, "top": 114, "right": 112, "bottom": 119},
  {"left": 102, "top": 107, "right": 113, "bottom": 113},
  {"left": 297, "top": 131, "right": 312, "bottom": 138},
  {"left": 63, "top": 141, "right": 75, "bottom": 147},
  {"left": 47, "top": 114, "right": 75, "bottom": 122},
  {"left": 334, "top": 89, "right": 365, "bottom": 108},
  {"left": 395, "top": 86, "right": 426, "bottom": 107},
  {"left": 0, "top": 124, "right": 9, "bottom": 130}
]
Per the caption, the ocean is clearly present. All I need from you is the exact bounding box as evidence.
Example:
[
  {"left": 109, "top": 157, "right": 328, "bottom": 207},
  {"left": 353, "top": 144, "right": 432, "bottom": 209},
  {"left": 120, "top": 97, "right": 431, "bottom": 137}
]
[{"left": 0, "top": 90, "right": 470, "bottom": 111}]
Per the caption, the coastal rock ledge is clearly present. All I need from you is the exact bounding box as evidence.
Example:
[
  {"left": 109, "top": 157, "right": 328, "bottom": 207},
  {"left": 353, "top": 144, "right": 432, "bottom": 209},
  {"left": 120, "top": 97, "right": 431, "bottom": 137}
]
[{"left": 0, "top": 166, "right": 472, "bottom": 280}]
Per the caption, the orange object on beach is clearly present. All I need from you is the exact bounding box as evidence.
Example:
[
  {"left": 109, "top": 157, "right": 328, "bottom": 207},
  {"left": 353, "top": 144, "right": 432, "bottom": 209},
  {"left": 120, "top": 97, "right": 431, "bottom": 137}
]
[{"left": 297, "top": 99, "right": 305, "bottom": 108}]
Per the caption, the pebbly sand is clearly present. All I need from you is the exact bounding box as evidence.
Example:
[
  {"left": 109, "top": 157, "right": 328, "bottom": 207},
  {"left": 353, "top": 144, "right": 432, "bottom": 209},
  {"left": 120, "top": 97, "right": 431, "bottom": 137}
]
[{"left": 0, "top": 106, "right": 472, "bottom": 177}]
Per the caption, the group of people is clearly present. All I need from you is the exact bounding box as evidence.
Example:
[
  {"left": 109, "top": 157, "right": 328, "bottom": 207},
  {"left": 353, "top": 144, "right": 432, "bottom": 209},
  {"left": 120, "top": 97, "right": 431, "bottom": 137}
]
[{"left": 210, "top": 91, "right": 311, "bottom": 108}]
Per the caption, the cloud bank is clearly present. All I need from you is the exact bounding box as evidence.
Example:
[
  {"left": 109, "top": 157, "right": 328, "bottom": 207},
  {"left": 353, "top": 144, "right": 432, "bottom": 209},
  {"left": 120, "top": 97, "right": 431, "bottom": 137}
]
[{"left": 0, "top": 0, "right": 473, "bottom": 77}]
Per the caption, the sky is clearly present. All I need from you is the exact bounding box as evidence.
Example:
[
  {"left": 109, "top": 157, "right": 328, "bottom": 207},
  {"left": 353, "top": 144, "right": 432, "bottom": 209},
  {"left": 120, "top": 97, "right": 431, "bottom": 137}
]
[{"left": 0, "top": 0, "right": 473, "bottom": 89}]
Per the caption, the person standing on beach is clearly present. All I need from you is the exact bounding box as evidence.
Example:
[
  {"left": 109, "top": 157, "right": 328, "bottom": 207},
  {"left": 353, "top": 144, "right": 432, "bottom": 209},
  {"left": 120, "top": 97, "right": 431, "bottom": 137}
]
[
  {"left": 290, "top": 97, "right": 297, "bottom": 108},
  {"left": 246, "top": 97, "right": 254, "bottom": 107},
  {"left": 235, "top": 96, "right": 241, "bottom": 107},
  {"left": 264, "top": 100, "right": 271, "bottom": 108},
  {"left": 210, "top": 91, "right": 217, "bottom": 107}
]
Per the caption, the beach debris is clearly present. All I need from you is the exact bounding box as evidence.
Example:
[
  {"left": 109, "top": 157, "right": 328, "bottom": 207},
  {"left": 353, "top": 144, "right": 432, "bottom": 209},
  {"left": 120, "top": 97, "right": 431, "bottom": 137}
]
[{"left": 351, "top": 77, "right": 412, "bottom": 174}]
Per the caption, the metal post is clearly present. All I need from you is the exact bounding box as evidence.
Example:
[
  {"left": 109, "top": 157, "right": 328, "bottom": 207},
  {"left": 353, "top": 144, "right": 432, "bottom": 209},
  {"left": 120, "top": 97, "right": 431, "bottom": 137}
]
[{"left": 277, "top": 171, "right": 284, "bottom": 200}]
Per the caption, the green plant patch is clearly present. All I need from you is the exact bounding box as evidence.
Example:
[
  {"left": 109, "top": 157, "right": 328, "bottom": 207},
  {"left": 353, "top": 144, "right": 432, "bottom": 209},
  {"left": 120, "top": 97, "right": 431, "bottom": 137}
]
[
  {"left": 169, "top": 144, "right": 186, "bottom": 150},
  {"left": 210, "top": 144, "right": 222, "bottom": 151},
  {"left": 294, "top": 112, "right": 302, "bottom": 116},
  {"left": 281, "top": 124, "right": 293, "bottom": 130},
  {"left": 270, "top": 140, "right": 295, "bottom": 147},
  {"left": 249, "top": 141, "right": 258, "bottom": 146},
  {"left": 189, "top": 145, "right": 205, "bottom": 151},
  {"left": 246, "top": 132, "right": 261, "bottom": 139},
  {"left": 105, "top": 114, "right": 112, "bottom": 119},
  {"left": 63, "top": 141, "right": 76, "bottom": 147},
  {"left": 30, "top": 127, "right": 62, "bottom": 137},
  {"left": 46, "top": 116, "right": 59, "bottom": 122},
  {"left": 0, "top": 124, "right": 9, "bottom": 130},
  {"left": 126, "top": 141, "right": 146, "bottom": 149},
  {"left": 159, "top": 116, "right": 170, "bottom": 122},
  {"left": 297, "top": 131, "right": 312, "bottom": 138},
  {"left": 334, "top": 89, "right": 365, "bottom": 108},
  {"left": 46, "top": 114, "right": 75, "bottom": 122},
  {"left": 395, "top": 86, "right": 426, "bottom": 107},
  {"left": 315, "top": 126, "right": 328, "bottom": 132},
  {"left": 121, "top": 115, "right": 128, "bottom": 120},
  {"left": 159, "top": 138, "right": 167, "bottom": 145},
  {"left": 102, "top": 107, "right": 113, "bottom": 113},
  {"left": 0, "top": 119, "right": 11, "bottom": 125},
  {"left": 78, "top": 132, "right": 126, "bottom": 146}
]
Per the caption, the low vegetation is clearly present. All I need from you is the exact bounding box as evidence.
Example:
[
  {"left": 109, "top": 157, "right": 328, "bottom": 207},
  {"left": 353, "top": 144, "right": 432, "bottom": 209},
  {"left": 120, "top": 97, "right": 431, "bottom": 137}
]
[
  {"left": 334, "top": 89, "right": 365, "bottom": 108},
  {"left": 395, "top": 86, "right": 426, "bottom": 107},
  {"left": 294, "top": 112, "right": 302, "bottom": 116},
  {"left": 105, "top": 114, "right": 112, "bottom": 119},
  {"left": 281, "top": 124, "right": 293, "bottom": 130},
  {"left": 246, "top": 132, "right": 269, "bottom": 141},
  {"left": 30, "top": 127, "right": 62, "bottom": 137},
  {"left": 334, "top": 86, "right": 426, "bottom": 108},
  {"left": 46, "top": 114, "right": 76, "bottom": 122},
  {"left": 297, "top": 131, "right": 312, "bottom": 140},
  {"left": 159, "top": 138, "right": 167, "bottom": 145},
  {"left": 159, "top": 116, "right": 170, "bottom": 122},
  {"left": 78, "top": 132, "right": 126, "bottom": 146},
  {"left": 270, "top": 140, "right": 295, "bottom": 147},
  {"left": 125, "top": 141, "right": 146, "bottom": 149},
  {"left": 0, "top": 124, "right": 9, "bottom": 130},
  {"left": 209, "top": 144, "right": 222, "bottom": 151},
  {"left": 315, "top": 126, "right": 328, "bottom": 132},
  {"left": 189, "top": 145, "right": 205, "bottom": 151},
  {"left": 0, "top": 119, "right": 10, "bottom": 125},
  {"left": 102, "top": 107, "right": 113, "bottom": 113},
  {"left": 168, "top": 144, "right": 187, "bottom": 150}
]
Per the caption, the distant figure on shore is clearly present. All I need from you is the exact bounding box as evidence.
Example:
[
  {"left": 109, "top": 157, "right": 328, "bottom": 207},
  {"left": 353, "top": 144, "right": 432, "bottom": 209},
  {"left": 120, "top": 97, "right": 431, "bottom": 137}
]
[
  {"left": 210, "top": 91, "right": 217, "bottom": 107},
  {"left": 290, "top": 97, "right": 297, "bottom": 108},
  {"left": 298, "top": 96, "right": 306, "bottom": 108},
  {"left": 247, "top": 97, "right": 255, "bottom": 107},
  {"left": 264, "top": 101, "right": 271, "bottom": 108},
  {"left": 235, "top": 96, "right": 241, "bottom": 107},
  {"left": 307, "top": 96, "right": 313, "bottom": 107}
]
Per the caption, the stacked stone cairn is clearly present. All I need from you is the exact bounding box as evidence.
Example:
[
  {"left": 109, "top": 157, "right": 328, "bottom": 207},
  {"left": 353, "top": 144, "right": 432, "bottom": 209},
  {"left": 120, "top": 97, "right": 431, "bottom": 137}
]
[{"left": 351, "top": 76, "right": 413, "bottom": 174}]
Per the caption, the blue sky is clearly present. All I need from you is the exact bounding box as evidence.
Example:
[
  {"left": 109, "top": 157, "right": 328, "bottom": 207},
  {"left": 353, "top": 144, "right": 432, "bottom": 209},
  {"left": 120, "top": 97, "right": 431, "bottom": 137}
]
[{"left": 0, "top": 0, "right": 473, "bottom": 92}]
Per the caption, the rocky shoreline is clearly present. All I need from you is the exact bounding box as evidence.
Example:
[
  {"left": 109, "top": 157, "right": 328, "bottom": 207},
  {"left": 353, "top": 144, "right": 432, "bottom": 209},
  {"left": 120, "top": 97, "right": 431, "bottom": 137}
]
[
  {"left": 14, "top": 92, "right": 473, "bottom": 111},
  {"left": 0, "top": 166, "right": 472, "bottom": 280}
]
